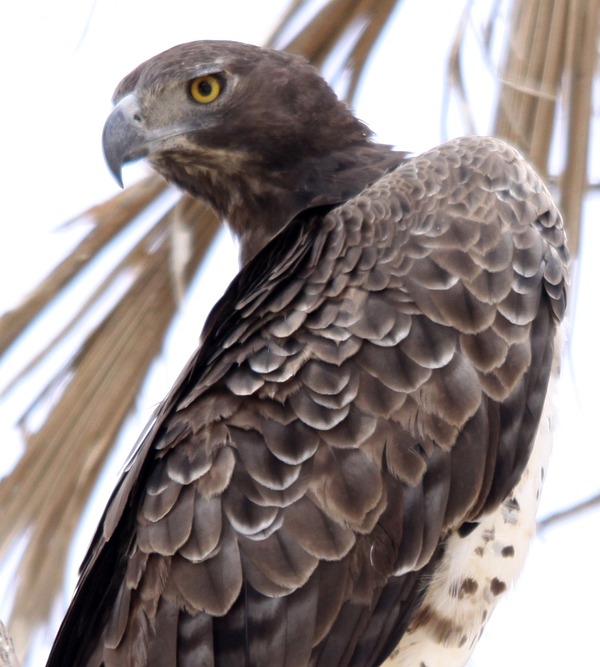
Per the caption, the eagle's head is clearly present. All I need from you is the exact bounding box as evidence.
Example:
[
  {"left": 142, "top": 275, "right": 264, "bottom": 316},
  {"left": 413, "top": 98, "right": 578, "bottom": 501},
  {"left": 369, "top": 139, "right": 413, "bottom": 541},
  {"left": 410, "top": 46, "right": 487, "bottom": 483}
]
[
  {"left": 102, "top": 40, "right": 398, "bottom": 262},
  {"left": 103, "top": 41, "right": 370, "bottom": 183}
]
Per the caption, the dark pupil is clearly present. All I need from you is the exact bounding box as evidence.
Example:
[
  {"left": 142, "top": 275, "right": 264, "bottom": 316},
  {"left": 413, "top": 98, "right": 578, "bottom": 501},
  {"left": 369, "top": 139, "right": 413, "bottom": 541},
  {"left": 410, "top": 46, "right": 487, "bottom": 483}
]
[{"left": 199, "top": 79, "right": 213, "bottom": 96}]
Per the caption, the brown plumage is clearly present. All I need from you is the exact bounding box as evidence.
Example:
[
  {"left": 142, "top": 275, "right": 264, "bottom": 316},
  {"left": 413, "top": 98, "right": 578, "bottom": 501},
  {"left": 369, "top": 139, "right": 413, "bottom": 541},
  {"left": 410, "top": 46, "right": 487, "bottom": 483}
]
[{"left": 46, "top": 41, "right": 568, "bottom": 667}]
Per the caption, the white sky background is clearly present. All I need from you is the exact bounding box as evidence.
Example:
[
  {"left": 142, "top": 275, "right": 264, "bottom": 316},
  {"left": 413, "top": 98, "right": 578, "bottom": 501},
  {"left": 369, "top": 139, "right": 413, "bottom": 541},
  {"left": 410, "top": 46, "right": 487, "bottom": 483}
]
[{"left": 0, "top": 0, "right": 599, "bottom": 664}]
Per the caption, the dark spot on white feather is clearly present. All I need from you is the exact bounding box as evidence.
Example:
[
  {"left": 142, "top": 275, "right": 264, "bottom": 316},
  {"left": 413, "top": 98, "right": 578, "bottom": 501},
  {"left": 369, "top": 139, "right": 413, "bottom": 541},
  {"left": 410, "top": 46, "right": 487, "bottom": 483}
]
[
  {"left": 490, "top": 577, "right": 507, "bottom": 596},
  {"left": 460, "top": 578, "right": 479, "bottom": 596}
]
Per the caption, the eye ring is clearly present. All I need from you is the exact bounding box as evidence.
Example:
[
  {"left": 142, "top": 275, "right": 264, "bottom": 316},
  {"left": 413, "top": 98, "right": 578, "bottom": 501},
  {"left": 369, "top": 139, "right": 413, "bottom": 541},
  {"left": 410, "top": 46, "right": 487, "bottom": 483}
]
[{"left": 189, "top": 75, "right": 223, "bottom": 104}]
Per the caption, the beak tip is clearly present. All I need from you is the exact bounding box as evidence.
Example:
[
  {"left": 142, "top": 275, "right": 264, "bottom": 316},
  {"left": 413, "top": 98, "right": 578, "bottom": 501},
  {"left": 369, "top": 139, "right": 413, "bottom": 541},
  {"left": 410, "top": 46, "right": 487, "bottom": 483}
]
[
  {"left": 102, "top": 94, "right": 146, "bottom": 189},
  {"left": 108, "top": 161, "right": 125, "bottom": 189}
]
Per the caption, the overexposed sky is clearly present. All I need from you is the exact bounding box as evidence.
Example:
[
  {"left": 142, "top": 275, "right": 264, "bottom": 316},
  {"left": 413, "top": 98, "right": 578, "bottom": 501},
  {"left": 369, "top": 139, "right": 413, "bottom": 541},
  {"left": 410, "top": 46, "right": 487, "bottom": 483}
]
[{"left": 1, "top": 1, "right": 599, "bottom": 665}]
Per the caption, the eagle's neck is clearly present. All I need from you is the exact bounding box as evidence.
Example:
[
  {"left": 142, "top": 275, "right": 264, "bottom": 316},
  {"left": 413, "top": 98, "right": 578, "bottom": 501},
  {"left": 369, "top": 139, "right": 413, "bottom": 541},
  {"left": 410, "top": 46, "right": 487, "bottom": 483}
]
[{"left": 158, "top": 142, "right": 404, "bottom": 265}]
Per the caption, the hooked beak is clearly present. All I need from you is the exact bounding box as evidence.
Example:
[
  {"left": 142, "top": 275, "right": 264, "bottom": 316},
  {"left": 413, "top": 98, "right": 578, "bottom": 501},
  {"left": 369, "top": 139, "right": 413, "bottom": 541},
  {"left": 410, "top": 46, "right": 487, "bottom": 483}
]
[{"left": 102, "top": 94, "right": 149, "bottom": 187}]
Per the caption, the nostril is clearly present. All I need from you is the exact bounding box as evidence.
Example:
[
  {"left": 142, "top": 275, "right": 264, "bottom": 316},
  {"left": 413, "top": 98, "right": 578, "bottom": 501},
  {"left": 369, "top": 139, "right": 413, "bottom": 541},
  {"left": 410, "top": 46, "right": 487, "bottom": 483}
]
[{"left": 133, "top": 113, "right": 142, "bottom": 123}]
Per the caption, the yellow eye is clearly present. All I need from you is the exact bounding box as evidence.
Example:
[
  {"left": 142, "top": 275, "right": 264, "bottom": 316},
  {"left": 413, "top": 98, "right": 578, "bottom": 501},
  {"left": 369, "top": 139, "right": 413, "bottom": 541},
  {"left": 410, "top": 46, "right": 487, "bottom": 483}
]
[{"left": 189, "top": 75, "right": 222, "bottom": 104}]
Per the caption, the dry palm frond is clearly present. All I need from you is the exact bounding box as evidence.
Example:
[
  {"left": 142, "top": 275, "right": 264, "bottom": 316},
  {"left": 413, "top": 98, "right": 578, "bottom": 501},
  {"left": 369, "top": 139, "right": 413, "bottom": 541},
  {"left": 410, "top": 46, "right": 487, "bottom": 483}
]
[
  {"left": 0, "top": 175, "right": 166, "bottom": 357},
  {"left": 490, "top": 0, "right": 597, "bottom": 254},
  {"left": 268, "top": 0, "right": 400, "bottom": 101},
  {"left": 0, "top": 0, "right": 405, "bottom": 657},
  {"left": 493, "top": 0, "right": 567, "bottom": 169},
  {"left": 558, "top": 0, "right": 599, "bottom": 256},
  {"left": 449, "top": 0, "right": 599, "bottom": 255}
]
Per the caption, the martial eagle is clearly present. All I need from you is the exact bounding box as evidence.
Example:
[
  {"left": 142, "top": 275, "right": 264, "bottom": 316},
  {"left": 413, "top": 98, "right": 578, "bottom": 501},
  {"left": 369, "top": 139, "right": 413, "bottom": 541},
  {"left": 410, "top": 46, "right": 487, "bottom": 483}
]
[{"left": 46, "top": 41, "right": 568, "bottom": 667}]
